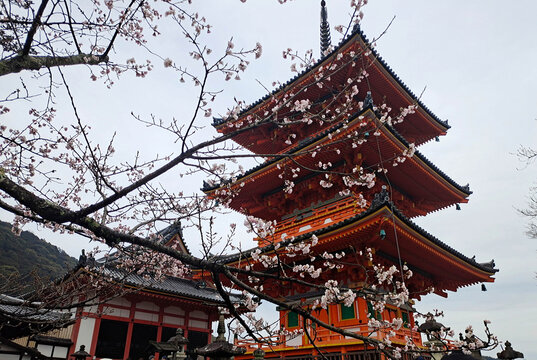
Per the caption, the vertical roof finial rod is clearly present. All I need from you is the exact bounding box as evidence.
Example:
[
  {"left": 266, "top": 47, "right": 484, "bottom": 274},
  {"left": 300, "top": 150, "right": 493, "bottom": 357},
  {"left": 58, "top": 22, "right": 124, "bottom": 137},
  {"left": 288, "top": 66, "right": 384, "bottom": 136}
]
[{"left": 320, "top": 0, "right": 332, "bottom": 56}]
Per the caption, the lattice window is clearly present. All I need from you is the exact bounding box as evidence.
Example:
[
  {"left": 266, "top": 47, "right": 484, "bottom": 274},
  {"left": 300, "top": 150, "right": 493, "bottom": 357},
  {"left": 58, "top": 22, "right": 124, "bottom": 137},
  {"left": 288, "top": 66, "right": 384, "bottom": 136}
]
[
  {"left": 340, "top": 303, "right": 356, "bottom": 320},
  {"left": 287, "top": 311, "right": 299, "bottom": 328}
]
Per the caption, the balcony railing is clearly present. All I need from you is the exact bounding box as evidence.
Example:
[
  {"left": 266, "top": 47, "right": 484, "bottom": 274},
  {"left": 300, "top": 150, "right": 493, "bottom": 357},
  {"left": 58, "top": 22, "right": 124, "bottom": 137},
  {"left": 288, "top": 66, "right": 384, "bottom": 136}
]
[{"left": 235, "top": 324, "right": 422, "bottom": 353}]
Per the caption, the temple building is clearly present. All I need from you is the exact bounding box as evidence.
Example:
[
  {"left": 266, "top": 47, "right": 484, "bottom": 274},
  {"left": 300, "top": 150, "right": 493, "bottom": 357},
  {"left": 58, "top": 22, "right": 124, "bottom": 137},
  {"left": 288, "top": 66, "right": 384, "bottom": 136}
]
[
  {"left": 203, "top": 2, "right": 497, "bottom": 359},
  {"left": 7, "top": 224, "right": 241, "bottom": 360},
  {"left": 3, "top": 4, "right": 498, "bottom": 360}
]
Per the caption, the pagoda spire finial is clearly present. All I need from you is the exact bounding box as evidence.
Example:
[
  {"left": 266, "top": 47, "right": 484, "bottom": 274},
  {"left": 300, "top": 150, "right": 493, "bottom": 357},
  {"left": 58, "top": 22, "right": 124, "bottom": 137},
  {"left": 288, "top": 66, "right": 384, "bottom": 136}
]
[{"left": 320, "top": 0, "right": 332, "bottom": 56}]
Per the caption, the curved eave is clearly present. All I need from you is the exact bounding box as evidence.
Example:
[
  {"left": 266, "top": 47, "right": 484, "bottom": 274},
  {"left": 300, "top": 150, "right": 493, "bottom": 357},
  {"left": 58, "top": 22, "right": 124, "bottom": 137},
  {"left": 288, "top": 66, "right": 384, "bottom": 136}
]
[
  {"left": 312, "top": 205, "right": 496, "bottom": 280},
  {"left": 219, "top": 201, "right": 497, "bottom": 285},
  {"left": 214, "top": 25, "right": 448, "bottom": 138},
  {"left": 382, "top": 122, "right": 471, "bottom": 199},
  {"left": 205, "top": 109, "right": 470, "bottom": 210},
  {"left": 360, "top": 34, "right": 449, "bottom": 137},
  {"left": 79, "top": 267, "right": 240, "bottom": 305},
  {"left": 204, "top": 108, "right": 358, "bottom": 193},
  {"left": 158, "top": 222, "right": 191, "bottom": 255}
]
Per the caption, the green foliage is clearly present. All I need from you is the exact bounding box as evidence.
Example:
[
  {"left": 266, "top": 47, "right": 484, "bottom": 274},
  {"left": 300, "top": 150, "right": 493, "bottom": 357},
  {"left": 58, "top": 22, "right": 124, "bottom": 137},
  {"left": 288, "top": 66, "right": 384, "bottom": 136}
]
[{"left": 0, "top": 220, "right": 77, "bottom": 280}]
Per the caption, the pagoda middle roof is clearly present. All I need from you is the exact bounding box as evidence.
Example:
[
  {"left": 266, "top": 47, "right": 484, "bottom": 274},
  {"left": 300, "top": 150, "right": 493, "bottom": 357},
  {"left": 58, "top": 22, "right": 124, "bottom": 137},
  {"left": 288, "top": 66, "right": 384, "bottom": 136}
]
[
  {"left": 207, "top": 109, "right": 467, "bottom": 194},
  {"left": 213, "top": 24, "right": 449, "bottom": 146},
  {"left": 204, "top": 108, "right": 470, "bottom": 218}
]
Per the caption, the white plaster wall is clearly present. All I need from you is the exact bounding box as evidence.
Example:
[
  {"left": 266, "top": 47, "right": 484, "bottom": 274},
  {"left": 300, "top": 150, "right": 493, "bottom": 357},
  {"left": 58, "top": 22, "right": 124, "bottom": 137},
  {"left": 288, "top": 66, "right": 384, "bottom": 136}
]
[
  {"left": 344, "top": 327, "right": 361, "bottom": 338},
  {"left": 103, "top": 306, "right": 130, "bottom": 318},
  {"left": 36, "top": 344, "right": 53, "bottom": 356},
  {"left": 75, "top": 317, "right": 96, "bottom": 350},
  {"left": 285, "top": 334, "right": 302, "bottom": 347},
  {"left": 163, "top": 315, "right": 185, "bottom": 326},
  {"left": 136, "top": 301, "right": 159, "bottom": 311},
  {"left": 189, "top": 310, "right": 208, "bottom": 319},
  {"left": 54, "top": 346, "right": 68, "bottom": 358},
  {"left": 164, "top": 305, "right": 185, "bottom": 315},
  {"left": 83, "top": 305, "right": 98, "bottom": 313},
  {"left": 188, "top": 319, "right": 208, "bottom": 329},
  {"left": 134, "top": 311, "right": 159, "bottom": 322},
  {"left": 106, "top": 297, "right": 131, "bottom": 307}
]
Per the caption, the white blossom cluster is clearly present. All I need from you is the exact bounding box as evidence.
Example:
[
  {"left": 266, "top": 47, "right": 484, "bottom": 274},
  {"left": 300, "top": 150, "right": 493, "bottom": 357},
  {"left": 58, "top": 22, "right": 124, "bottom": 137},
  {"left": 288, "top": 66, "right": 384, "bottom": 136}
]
[{"left": 244, "top": 216, "right": 276, "bottom": 239}]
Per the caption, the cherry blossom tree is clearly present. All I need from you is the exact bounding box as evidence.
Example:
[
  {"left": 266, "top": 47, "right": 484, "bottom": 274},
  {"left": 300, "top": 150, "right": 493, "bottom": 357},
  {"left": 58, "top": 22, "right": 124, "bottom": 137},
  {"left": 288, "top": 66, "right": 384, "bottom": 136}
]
[{"left": 0, "top": 1, "right": 501, "bottom": 358}]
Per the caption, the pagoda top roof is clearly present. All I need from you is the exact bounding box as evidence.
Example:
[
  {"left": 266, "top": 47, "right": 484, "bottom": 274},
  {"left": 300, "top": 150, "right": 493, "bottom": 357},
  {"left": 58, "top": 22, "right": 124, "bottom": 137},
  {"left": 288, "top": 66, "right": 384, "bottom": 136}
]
[
  {"left": 214, "top": 190, "right": 497, "bottom": 279},
  {"left": 213, "top": 24, "right": 449, "bottom": 132},
  {"left": 204, "top": 108, "right": 470, "bottom": 198}
]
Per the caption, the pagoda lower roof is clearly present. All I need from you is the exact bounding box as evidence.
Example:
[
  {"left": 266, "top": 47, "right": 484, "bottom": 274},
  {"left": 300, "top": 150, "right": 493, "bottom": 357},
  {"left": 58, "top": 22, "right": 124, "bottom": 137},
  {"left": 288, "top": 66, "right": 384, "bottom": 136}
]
[
  {"left": 204, "top": 108, "right": 470, "bottom": 220},
  {"left": 216, "top": 194, "right": 496, "bottom": 295},
  {"left": 213, "top": 24, "right": 449, "bottom": 152}
]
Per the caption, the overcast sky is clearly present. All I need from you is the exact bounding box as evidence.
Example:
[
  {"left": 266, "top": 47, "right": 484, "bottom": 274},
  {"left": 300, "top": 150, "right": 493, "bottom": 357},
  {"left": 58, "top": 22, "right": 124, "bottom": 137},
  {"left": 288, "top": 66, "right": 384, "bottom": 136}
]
[
  {"left": 199, "top": 2, "right": 537, "bottom": 356},
  {"left": 2, "top": 0, "right": 535, "bottom": 357}
]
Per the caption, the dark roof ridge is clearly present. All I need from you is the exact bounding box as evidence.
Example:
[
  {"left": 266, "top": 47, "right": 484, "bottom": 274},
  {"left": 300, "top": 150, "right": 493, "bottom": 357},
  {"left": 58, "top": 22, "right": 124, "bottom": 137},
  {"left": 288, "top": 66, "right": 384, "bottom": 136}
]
[
  {"left": 204, "top": 108, "right": 470, "bottom": 197},
  {"left": 384, "top": 123, "right": 472, "bottom": 196},
  {"left": 155, "top": 221, "right": 191, "bottom": 255},
  {"left": 78, "top": 221, "right": 191, "bottom": 267},
  {"left": 213, "top": 24, "right": 449, "bottom": 131},
  {"left": 87, "top": 264, "right": 242, "bottom": 304},
  {"left": 157, "top": 221, "right": 183, "bottom": 244},
  {"left": 203, "top": 106, "right": 356, "bottom": 192}
]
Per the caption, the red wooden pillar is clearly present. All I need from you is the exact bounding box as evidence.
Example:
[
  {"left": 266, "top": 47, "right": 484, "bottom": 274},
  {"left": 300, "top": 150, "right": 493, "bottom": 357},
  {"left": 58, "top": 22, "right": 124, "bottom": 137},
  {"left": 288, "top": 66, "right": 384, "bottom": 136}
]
[
  {"left": 89, "top": 304, "right": 104, "bottom": 356},
  {"left": 123, "top": 300, "right": 136, "bottom": 360},
  {"left": 184, "top": 309, "right": 190, "bottom": 347},
  {"left": 155, "top": 303, "right": 164, "bottom": 360},
  {"left": 68, "top": 309, "right": 82, "bottom": 356}
]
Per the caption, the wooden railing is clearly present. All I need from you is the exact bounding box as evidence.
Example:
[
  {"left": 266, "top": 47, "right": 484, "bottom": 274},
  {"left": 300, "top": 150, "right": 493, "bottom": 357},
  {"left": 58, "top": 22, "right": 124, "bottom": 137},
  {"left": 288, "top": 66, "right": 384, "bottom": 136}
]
[{"left": 235, "top": 324, "right": 422, "bottom": 352}]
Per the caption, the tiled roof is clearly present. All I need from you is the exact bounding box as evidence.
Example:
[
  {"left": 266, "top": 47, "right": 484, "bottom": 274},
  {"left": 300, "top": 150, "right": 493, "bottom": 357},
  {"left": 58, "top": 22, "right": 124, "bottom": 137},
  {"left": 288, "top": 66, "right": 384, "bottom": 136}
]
[
  {"left": 214, "top": 192, "right": 496, "bottom": 275},
  {"left": 0, "top": 294, "right": 72, "bottom": 339},
  {"left": 386, "top": 123, "right": 471, "bottom": 195},
  {"left": 156, "top": 222, "right": 184, "bottom": 244},
  {"left": 0, "top": 303, "right": 70, "bottom": 323},
  {"left": 155, "top": 221, "right": 191, "bottom": 255},
  {"left": 204, "top": 108, "right": 470, "bottom": 196},
  {"left": 90, "top": 223, "right": 190, "bottom": 266},
  {"left": 94, "top": 265, "right": 242, "bottom": 304},
  {"left": 72, "top": 223, "right": 239, "bottom": 305},
  {"left": 0, "top": 336, "right": 45, "bottom": 358},
  {"left": 213, "top": 24, "right": 448, "bottom": 130}
]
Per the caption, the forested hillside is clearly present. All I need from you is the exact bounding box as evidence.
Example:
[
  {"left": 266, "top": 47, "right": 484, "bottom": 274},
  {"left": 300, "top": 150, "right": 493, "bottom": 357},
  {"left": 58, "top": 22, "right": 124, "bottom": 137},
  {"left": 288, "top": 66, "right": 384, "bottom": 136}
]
[{"left": 0, "top": 221, "right": 77, "bottom": 280}]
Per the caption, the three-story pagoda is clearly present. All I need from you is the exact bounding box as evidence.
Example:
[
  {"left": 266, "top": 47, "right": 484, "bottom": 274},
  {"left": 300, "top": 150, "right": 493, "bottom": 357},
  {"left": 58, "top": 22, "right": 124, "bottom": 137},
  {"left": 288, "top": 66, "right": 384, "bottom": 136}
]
[{"left": 203, "top": 3, "right": 497, "bottom": 358}]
